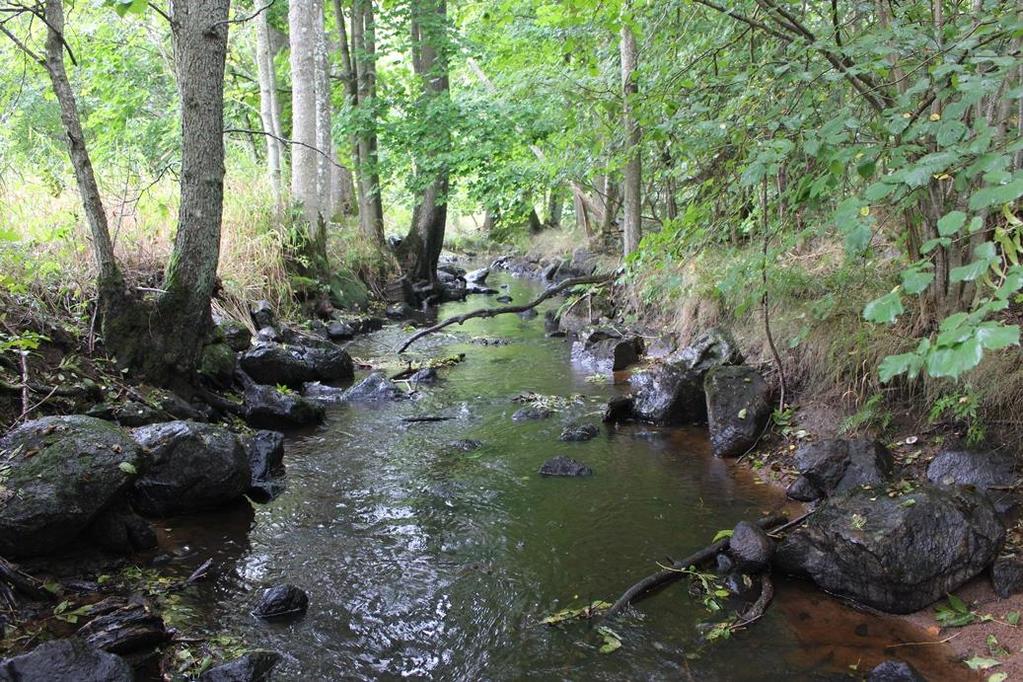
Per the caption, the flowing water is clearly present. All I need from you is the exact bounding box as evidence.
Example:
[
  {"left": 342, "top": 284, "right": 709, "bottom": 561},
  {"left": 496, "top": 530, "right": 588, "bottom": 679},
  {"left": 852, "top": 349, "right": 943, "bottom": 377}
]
[{"left": 159, "top": 274, "right": 968, "bottom": 681}]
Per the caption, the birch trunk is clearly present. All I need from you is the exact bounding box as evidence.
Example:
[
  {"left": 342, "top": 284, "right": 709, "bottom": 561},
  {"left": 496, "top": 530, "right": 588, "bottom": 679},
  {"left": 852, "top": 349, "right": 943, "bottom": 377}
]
[{"left": 620, "top": 22, "right": 642, "bottom": 256}]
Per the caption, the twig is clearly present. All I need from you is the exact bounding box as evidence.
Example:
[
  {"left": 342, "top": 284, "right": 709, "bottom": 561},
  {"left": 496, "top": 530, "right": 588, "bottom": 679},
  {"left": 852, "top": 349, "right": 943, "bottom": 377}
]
[
  {"left": 17, "top": 351, "right": 29, "bottom": 419},
  {"left": 224, "top": 128, "right": 347, "bottom": 171},
  {"left": 885, "top": 633, "right": 961, "bottom": 650},
  {"left": 603, "top": 514, "right": 788, "bottom": 622},
  {"left": 396, "top": 274, "right": 614, "bottom": 353},
  {"left": 402, "top": 416, "right": 453, "bottom": 423}
]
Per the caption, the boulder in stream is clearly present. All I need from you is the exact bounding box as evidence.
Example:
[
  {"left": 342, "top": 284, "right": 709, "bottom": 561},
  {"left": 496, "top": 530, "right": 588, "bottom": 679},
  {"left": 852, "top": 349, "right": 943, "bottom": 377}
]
[
  {"left": 728, "top": 520, "right": 774, "bottom": 573},
  {"left": 129, "top": 421, "right": 251, "bottom": 516},
  {"left": 774, "top": 484, "right": 1004, "bottom": 613},
  {"left": 239, "top": 342, "right": 354, "bottom": 388},
  {"left": 704, "top": 365, "right": 771, "bottom": 457},
  {"left": 0, "top": 638, "right": 133, "bottom": 682},
  {"left": 252, "top": 584, "right": 309, "bottom": 620},
  {"left": 512, "top": 406, "right": 552, "bottom": 421},
  {"left": 570, "top": 328, "right": 644, "bottom": 373},
  {"left": 786, "top": 439, "right": 893, "bottom": 502},
  {"left": 559, "top": 423, "right": 600, "bottom": 442},
  {"left": 0, "top": 415, "right": 144, "bottom": 557},
  {"left": 242, "top": 430, "right": 286, "bottom": 503},
  {"left": 198, "top": 651, "right": 281, "bottom": 682},
  {"left": 88, "top": 501, "right": 157, "bottom": 553},
  {"left": 343, "top": 372, "right": 404, "bottom": 402},
  {"left": 539, "top": 456, "right": 593, "bottom": 477},
  {"left": 244, "top": 383, "right": 325, "bottom": 429}
]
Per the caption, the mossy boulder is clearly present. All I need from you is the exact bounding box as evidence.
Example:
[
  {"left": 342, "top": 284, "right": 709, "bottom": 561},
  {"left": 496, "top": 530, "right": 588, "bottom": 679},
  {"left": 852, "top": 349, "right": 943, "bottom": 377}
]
[
  {"left": 239, "top": 342, "right": 353, "bottom": 388},
  {"left": 0, "top": 416, "right": 144, "bottom": 557},
  {"left": 198, "top": 342, "right": 237, "bottom": 386},
  {"left": 328, "top": 269, "right": 369, "bottom": 310}
]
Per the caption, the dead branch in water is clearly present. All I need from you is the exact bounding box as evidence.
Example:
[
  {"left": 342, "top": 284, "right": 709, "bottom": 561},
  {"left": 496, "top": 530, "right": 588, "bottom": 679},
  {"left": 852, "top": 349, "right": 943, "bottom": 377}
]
[
  {"left": 732, "top": 574, "right": 774, "bottom": 629},
  {"left": 396, "top": 274, "right": 614, "bottom": 353},
  {"left": 603, "top": 514, "right": 789, "bottom": 622}
]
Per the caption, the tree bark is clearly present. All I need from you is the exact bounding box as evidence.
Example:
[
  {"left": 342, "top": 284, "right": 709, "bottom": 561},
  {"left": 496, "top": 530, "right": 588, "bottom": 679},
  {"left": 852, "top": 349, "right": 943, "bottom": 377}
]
[
  {"left": 289, "top": 0, "right": 322, "bottom": 234},
  {"left": 313, "top": 0, "right": 334, "bottom": 220},
  {"left": 545, "top": 187, "right": 563, "bottom": 229},
  {"left": 400, "top": 0, "right": 450, "bottom": 286},
  {"left": 349, "top": 0, "right": 385, "bottom": 244},
  {"left": 255, "top": 7, "right": 284, "bottom": 210},
  {"left": 620, "top": 21, "right": 642, "bottom": 256}
]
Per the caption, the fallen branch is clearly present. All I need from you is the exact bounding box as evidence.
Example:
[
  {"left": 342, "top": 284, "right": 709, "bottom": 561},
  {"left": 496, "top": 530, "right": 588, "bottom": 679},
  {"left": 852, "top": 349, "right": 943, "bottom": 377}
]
[
  {"left": 732, "top": 574, "right": 774, "bottom": 629},
  {"left": 401, "top": 416, "right": 453, "bottom": 423},
  {"left": 0, "top": 556, "right": 51, "bottom": 608},
  {"left": 603, "top": 514, "right": 788, "bottom": 622},
  {"left": 396, "top": 274, "right": 614, "bottom": 353}
]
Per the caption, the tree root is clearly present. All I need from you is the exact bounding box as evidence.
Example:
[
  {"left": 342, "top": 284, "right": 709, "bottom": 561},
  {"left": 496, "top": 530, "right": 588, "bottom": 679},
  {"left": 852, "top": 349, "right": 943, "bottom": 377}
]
[
  {"left": 603, "top": 514, "right": 788, "bottom": 622},
  {"left": 733, "top": 574, "right": 774, "bottom": 629},
  {"left": 396, "top": 274, "right": 613, "bottom": 353}
]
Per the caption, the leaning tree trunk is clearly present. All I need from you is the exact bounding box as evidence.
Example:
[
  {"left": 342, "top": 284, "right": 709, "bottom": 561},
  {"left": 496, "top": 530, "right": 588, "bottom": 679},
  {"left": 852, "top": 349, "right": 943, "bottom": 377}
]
[
  {"left": 255, "top": 8, "right": 284, "bottom": 211},
  {"left": 399, "top": 0, "right": 450, "bottom": 286},
  {"left": 43, "top": 0, "right": 124, "bottom": 302},
  {"left": 620, "top": 22, "right": 642, "bottom": 256}
]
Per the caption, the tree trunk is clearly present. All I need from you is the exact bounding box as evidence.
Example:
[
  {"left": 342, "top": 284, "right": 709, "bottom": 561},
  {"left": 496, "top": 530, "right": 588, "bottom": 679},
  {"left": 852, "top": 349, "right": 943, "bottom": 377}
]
[
  {"left": 399, "top": 0, "right": 450, "bottom": 286},
  {"left": 620, "top": 21, "right": 642, "bottom": 256},
  {"left": 572, "top": 188, "right": 592, "bottom": 238},
  {"left": 313, "top": 0, "right": 334, "bottom": 220},
  {"left": 255, "top": 7, "right": 284, "bottom": 210},
  {"left": 483, "top": 210, "right": 497, "bottom": 234},
  {"left": 43, "top": 0, "right": 122, "bottom": 296},
  {"left": 289, "top": 0, "right": 322, "bottom": 236},
  {"left": 545, "top": 188, "right": 563, "bottom": 229},
  {"left": 349, "top": 0, "right": 385, "bottom": 244}
]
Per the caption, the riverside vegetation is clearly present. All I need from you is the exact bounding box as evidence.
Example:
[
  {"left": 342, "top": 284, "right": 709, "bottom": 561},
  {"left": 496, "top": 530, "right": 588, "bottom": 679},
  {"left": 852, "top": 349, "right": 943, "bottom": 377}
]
[{"left": 2, "top": 0, "right": 1023, "bottom": 680}]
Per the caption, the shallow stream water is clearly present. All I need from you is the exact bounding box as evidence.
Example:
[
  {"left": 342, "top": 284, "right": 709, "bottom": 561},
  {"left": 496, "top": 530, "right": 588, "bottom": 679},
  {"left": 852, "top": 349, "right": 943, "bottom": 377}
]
[{"left": 159, "top": 274, "right": 969, "bottom": 681}]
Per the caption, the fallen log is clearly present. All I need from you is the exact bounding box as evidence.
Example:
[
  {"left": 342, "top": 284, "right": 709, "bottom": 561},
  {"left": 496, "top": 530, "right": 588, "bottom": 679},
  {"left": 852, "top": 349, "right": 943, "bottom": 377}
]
[
  {"left": 396, "top": 274, "right": 614, "bottom": 353},
  {"left": 603, "top": 514, "right": 788, "bottom": 622}
]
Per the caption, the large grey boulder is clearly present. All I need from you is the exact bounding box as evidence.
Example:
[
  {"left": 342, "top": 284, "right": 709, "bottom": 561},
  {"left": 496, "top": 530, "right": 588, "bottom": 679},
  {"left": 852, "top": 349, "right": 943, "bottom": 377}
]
[
  {"left": 704, "top": 365, "right": 771, "bottom": 457},
  {"left": 927, "top": 449, "right": 1017, "bottom": 489},
  {"left": 0, "top": 638, "right": 133, "bottom": 682},
  {"left": 343, "top": 372, "right": 404, "bottom": 402},
  {"left": 0, "top": 416, "right": 143, "bottom": 557},
  {"left": 570, "top": 328, "right": 644, "bottom": 373},
  {"left": 786, "top": 439, "right": 893, "bottom": 501},
  {"left": 129, "top": 421, "right": 250, "bottom": 516},
  {"left": 243, "top": 383, "right": 325, "bottom": 430},
  {"left": 239, "top": 342, "right": 354, "bottom": 388},
  {"left": 241, "top": 430, "right": 286, "bottom": 503},
  {"left": 774, "top": 484, "right": 1004, "bottom": 613}
]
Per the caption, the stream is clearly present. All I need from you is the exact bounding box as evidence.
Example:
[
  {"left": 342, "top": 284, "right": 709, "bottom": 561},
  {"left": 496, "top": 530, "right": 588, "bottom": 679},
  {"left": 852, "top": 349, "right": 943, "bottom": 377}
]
[{"left": 157, "top": 274, "right": 967, "bottom": 681}]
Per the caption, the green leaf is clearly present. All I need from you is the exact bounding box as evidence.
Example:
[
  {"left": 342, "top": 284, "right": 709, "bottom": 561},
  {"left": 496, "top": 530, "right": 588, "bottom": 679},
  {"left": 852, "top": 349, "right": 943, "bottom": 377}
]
[
  {"left": 879, "top": 351, "right": 924, "bottom": 382},
  {"left": 926, "top": 339, "right": 983, "bottom": 378},
  {"left": 596, "top": 626, "right": 622, "bottom": 654},
  {"left": 712, "top": 529, "right": 733, "bottom": 543},
  {"left": 1007, "top": 611, "right": 1020, "bottom": 626},
  {"left": 118, "top": 462, "right": 138, "bottom": 475},
  {"left": 901, "top": 268, "right": 934, "bottom": 295},
  {"left": 937, "top": 211, "right": 967, "bottom": 237},
  {"left": 864, "top": 291, "right": 904, "bottom": 324},
  {"left": 964, "top": 657, "right": 1001, "bottom": 671},
  {"left": 975, "top": 323, "right": 1020, "bottom": 351},
  {"left": 921, "top": 237, "right": 952, "bottom": 254},
  {"left": 988, "top": 673, "right": 1008, "bottom": 682},
  {"left": 969, "top": 178, "right": 1023, "bottom": 210}
]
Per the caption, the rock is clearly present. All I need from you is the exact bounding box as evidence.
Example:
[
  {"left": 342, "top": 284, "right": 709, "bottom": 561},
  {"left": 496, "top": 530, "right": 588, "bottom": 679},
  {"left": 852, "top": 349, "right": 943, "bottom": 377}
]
[
  {"left": 602, "top": 396, "right": 634, "bottom": 424},
  {"left": 512, "top": 406, "right": 552, "bottom": 421},
  {"left": 343, "top": 372, "right": 404, "bottom": 402},
  {"left": 239, "top": 342, "right": 354, "bottom": 388},
  {"left": 386, "top": 302, "right": 416, "bottom": 320},
  {"left": 496, "top": 295, "right": 513, "bottom": 303},
  {"left": 560, "top": 423, "right": 600, "bottom": 442},
  {"left": 465, "top": 267, "right": 489, "bottom": 284},
  {"left": 326, "top": 320, "right": 355, "bottom": 341},
  {"left": 129, "top": 421, "right": 251, "bottom": 516},
  {"left": 242, "top": 430, "right": 286, "bottom": 503},
  {"left": 786, "top": 439, "right": 893, "bottom": 501},
  {"left": 86, "top": 400, "right": 172, "bottom": 427},
  {"left": 991, "top": 555, "right": 1023, "bottom": 598},
  {"left": 198, "top": 651, "right": 281, "bottom": 682},
  {"left": 927, "top": 449, "right": 1017, "bottom": 489},
  {"left": 219, "top": 320, "right": 253, "bottom": 352},
  {"left": 410, "top": 367, "right": 439, "bottom": 386},
  {"left": 774, "top": 485, "right": 1004, "bottom": 613},
  {"left": 544, "top": 312, "right": 560, "bottom": 334},
  {"left": 0, "top": 638, "right": 132, "bottom": 682},
  {"left": 199, "top": 342, "right": 237, "bottom": 386},
  {"left": 448, "top": 439, "right": 482, "bottom": 453},
  {"left": 251, "top": 301, "right": 275, "bottom": 330},
  {"left": 252, "top": 584, "right": 308, "bottom": 620},
  {"left": 149, "top": 390, "right": 208, "bottom": 421},
  {"left": 539, "top": 456, "right": 593, "bottom": 477},
  {"left": 300, "top": 381, "right": 348, "bottom": 404},
  {"left": 88, "top": 501, "right": 157, "bottom": 553},
  {"left": 465, "top": 283, "right": 498, "bottom": 295},
  {"left": 541, "top": 261, "right": 560, "bottom": 281},
  {"left": 728, "top": 521, "right": 774, "bottom": 573},
  {"left": 570, "top": 328, "right": 644, "bottom": 372},
  {"left": 675, "top": 327, "right": 744, "bottom": 374},
  {"left": 0, "top": 416, "right": 143, "bottom": 557},
  {"left": 722, "top": 572, "right": 757, "bottom": 600},
  {"left": 244, "top": 383, "right": 326, "bottom": 429},
  {"left": 255, "top": 326, "right": 282, "bottom": 343},
  {"left": 518, "top": 308, "right": 538, "bottom": 320},
  {"left": 76, "top": 602, "right": 169, "bottom": 654},
  {"left": 438, "top": 264, "right": 466, "bottom": 278},
  {"left": 785, "top": 475, "right": 820, "bottom": 502},
  {"left": 704, "top": 366, "right": 772, "bottom": 458},
  {"left": 867, "top": 660, "right": 926, "bottom": 682}
]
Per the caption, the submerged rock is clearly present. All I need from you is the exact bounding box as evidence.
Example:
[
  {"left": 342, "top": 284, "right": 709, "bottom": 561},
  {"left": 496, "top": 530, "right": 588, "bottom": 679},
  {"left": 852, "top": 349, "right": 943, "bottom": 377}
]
[
  {"left": 301, "top": 381, "right": 348, "bottom": 404},
  {"left": 512, "top": 406, "right": 552, "bottom": 421},
  {"left": 559, "top": 423, "right": 600, "bottom": 442},
  {"left": 343, "top": 372, "right": 404, "bottom": 402},
  {"left": 239, "top": 342, "right": 354, "bottom": 388},
  {"left": 704, "top": 365, "right": 771, "bottom": 458},
  {"left": 410, "top": 367, "right": 439, "bottom": 386},
  {"left": 130, "top": 421, "right": 250, "bottom": 516},
  {"left": 602, "top": 396, "right": 634, "bottom": 424},
  {"left": 447, "top": 439, "right": 483, "bottom": 453},
  {"left": 252, "top": 584, "right": 309, "bottom": 620},
  {"left": 244, "top": 383, "right": 325, "bottom": 429},
  {"left": 539, "top": 456, "right": 593, "bottom": 477},
  {"left": 0, "top": 416, "right": 143, "bottom": 557},
  {"left": 774, "top": 484, "right": 1004, "bottom": 613},
  {"left": 867, "top": 660, "right": 926, "bottom": 682},
  {"left": 242, "top": 430, "right": 286, "bottom": 503},
  {"left": 0, "top": 638, "right": 133, "bottom": 682},
  {"left": 198, "top": 651, "right": 281, "bottom": 682},
  {"left": 786, "top": 439, "right": 893, "bottom": 501},
  {"left": 496, "top": 295, "right": 513, "bottom": 304},
  {"left": 729, "top": 521, "right": 774, "bottom": 573}
]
